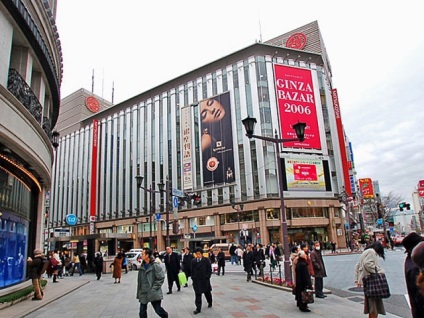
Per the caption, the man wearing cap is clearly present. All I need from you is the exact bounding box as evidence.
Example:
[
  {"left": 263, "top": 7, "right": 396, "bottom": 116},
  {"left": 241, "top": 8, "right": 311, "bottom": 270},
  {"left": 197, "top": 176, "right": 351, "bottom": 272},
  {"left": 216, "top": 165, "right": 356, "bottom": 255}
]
[
  {"left": 27, "top": 249, "right": 45, "bottom": 300},
  {"left": 404, "top": 233, "right": 424, "bottom": 317}
]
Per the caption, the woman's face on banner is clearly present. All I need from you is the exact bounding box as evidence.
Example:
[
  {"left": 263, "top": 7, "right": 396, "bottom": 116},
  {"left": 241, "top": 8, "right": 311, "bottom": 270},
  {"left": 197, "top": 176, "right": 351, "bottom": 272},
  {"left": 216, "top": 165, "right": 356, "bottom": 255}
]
[{"left": 200, "top": 98, "right": 226, "bottom": 123}]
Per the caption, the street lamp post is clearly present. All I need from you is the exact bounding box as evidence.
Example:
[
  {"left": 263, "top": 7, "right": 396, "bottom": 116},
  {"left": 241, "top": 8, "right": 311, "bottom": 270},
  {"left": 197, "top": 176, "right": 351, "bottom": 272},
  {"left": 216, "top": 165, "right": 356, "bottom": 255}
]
[
  {"left": 158, "top": 178, "right": 170, "bottom": 248},
  {"left": 242, "top": 116, "right": 306, "bottom": 285},
  {"left": 338, "top": 188, "right": 352, "bottom": 249}
]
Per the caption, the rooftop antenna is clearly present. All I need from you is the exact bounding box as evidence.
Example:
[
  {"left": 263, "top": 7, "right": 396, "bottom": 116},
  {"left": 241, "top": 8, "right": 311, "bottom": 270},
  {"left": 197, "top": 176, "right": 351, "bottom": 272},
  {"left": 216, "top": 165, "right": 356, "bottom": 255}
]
[
  {"left": 259, "top": 20, "right": 262, "bottom": 43},
  {"left": 112, "top": 81, "right": 115, "bottom": 105},
  {"left": 91, "top": 69, "right": 94, "bottom": 93}
]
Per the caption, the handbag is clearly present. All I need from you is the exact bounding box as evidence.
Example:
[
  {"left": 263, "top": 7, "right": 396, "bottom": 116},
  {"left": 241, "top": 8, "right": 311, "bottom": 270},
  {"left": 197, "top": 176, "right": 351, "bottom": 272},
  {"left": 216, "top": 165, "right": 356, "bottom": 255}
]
[
  {"left": 178, "top": 272, "right": 187, "bottom": 286},
  {"left": 362, "top": 266, "right": 391, "bottom": 298},
  {"left": 301, "top": 290, "right": 314, "bottom": 304}
]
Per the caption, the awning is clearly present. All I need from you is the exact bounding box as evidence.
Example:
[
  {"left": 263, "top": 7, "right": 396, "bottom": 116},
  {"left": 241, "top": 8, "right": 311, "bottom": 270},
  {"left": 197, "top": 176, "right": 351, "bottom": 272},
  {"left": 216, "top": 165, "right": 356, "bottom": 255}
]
[{"left": 47, "top": 232, "right": 132, "bottom": 242}]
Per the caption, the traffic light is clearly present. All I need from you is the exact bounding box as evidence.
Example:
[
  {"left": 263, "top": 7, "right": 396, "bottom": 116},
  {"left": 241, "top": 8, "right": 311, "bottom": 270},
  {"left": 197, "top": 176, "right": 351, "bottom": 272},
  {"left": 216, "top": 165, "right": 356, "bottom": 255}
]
[
  {"left": 399, "top": 202, "right": 405, "bottom": 211},
  {"left": 406, "top": 203, "right": 411, "bottom": 210},
  {"left": 172, "top": 220, "right": 179, "bottom": 234}
]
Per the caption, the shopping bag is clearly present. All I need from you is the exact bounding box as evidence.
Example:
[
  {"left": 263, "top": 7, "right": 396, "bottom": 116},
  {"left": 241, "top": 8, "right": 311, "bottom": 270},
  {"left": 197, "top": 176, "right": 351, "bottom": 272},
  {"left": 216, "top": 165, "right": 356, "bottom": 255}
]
[
  {"left": 178, "top": 272, "right": 187, "bottom": 286},
  {"left": 362, "top": 267, "right": 391, "bottom": 298},
  {"left": 301, "top": 290, "right": 314, "bottom": 304},
  {"left": 211, "top": 263, "right": 218, "bottom": 272}
]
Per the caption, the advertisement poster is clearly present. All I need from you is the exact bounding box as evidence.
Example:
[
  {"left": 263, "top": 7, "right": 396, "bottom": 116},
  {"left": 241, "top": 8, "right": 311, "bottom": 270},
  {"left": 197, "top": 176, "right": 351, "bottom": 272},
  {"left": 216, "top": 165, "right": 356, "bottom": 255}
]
[
  {"left": 200, "top": 91, "right": 235, "bottom": 186},
  {"left": 273, "top": 64, "right": 321, "bottom": 150},
  {"left": 284, "top": 158, "right": 326, "bottom": 191},
  {"left": 358, "top": 178, "right": 374, "bottom": 198},
  {"left": 181, "top": 106, "right": 193, "bottom": 190}
]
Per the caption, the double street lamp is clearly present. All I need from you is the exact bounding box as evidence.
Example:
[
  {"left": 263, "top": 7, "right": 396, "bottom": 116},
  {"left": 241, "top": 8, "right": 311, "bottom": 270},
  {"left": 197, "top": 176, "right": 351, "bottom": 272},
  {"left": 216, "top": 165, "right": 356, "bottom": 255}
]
[
  {"left": 135, "top": 175, "right": 171, "bottom": 248},
  {"left": 242, "top": 116, "right": 306, "bottom": 285}
]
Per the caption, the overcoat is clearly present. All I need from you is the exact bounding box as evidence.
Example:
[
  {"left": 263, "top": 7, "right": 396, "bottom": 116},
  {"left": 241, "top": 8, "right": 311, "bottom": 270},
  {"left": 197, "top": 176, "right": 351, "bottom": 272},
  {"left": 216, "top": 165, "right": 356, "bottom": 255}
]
[
  {"left": 182, "top": 252, "right": 194, "bottom": 277},
  {"left": 191, "top": 257, "right": 212, "bottom": 294},
  {"left": 310, "top": 249, "right": 327, "bottom": 278},
  {"left": 136, "top": 260, "right": 165, "bottom": 304},
  {"left": 405, "top": 256, "right": 424, "bottom": 318},
  {"left": 112, "top": 256, "right": 123, "bottom": 279},
  {"left": 295, "top": 257, "right": 312, "bottom": 306},
  {"left": 243, "top": 250, "right": 254, "bottom": 273}
]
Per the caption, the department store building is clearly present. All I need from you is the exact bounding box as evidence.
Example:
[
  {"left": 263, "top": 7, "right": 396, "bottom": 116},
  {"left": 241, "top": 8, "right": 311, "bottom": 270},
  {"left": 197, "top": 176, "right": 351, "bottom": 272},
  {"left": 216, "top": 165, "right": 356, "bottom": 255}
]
[{"left": 49, "top": 21, "right": 357, "bottom": 258}]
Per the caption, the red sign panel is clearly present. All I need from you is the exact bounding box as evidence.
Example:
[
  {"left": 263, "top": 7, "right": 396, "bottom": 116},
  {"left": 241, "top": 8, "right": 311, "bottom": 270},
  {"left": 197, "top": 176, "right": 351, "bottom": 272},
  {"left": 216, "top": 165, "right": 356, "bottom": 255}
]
[
  {"left": 294, "top": 163, "right": 317, "bottom": 181},
  {"left": 418, "top": 187, "right": 424, "bottom": 197},
  {"left": 285, "top": 32, "right": 307, "bottom": 50},
  {"left": 418, "top": 180, "right": 424, "bottom": 188},
  {"left": 359, "top": 178, "right": 374, "bottom": 199},
  {"left": 274, "top": 65, "right": 321, "bottom": 150},
  {"left": 90, "top": 119, "right": 99, "bottom": 220}
]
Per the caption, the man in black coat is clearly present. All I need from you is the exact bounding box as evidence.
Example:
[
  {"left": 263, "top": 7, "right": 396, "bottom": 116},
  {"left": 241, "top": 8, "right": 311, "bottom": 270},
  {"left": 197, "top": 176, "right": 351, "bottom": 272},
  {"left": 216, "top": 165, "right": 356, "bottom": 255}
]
[
  {"left": 191, "top": 247, "right": 212, "bottom": 315},
  {"left": 164, "top": 246, "right": 181, "bottom": 294},
  {"left": 229, "top": 243, "right": 237, "bottom": 265},
  {"left": 310, "top": 241, "right": 327, "bottom": 298},
  {"left": 94, "top": 252, "right": 104, "bottom": 280},
  {"left": 253, "top": 244, "right": 265, "bottom": 276},
  {"left": 181, "top": 247, "right": 193, "bottom": 287},
  {"left": 243, "top": 245, "right": 254, "bottom": 282},
  {"left": 216, "top": 248, "right": 226, "bottom": 276}
]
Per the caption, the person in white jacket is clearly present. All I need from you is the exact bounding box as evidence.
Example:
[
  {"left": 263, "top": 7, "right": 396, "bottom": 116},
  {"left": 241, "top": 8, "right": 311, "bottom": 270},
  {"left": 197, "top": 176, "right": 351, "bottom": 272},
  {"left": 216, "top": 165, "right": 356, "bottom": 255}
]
[{"left": 354, "top": 241, "right": 387, "bottom": 318}]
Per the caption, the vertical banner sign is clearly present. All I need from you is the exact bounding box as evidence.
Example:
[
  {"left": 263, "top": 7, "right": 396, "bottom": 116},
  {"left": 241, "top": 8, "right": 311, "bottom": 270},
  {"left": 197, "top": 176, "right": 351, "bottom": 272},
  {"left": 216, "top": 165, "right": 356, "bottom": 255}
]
[
  {"left": 90, "top": 119, "right": 99, "bottom": 234},
  {"left": 181, "top": 106, "right": 193, "bottom": 190},
  {"left": 200, "top": 91, "right": 235, "bottom": 187},
  {"left": 417, "top": 180, "right": 424, "bottom": 197},
  {"left": 358, "top": 178, "right": 374, "bottom": 199},
  {"left": 273, "top": 64, "right": 321, "bottom": 149},
  {"left": 331, "top": 89, "right": 352, "bottom": 196}
]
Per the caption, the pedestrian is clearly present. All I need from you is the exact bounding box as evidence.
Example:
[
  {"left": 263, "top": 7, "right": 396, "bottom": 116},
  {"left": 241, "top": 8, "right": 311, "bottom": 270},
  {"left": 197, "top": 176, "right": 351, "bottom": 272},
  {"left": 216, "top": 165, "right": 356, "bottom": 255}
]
[
  {"left": 137, "top": 248, "right": 168, "bottom": 318},
  {"left": 402, "top": 232, "right": 424, "bottom": 317},
  {"left": 58, "top": 251, "right": 65, "bottom": 278},
  {"left": 216, "top": 248, "right": 226, "bottom": 276},
  {"left": 110, "top": 252, "right": 123, "bottom": 283},
  {"left": 331, "top": 241, "right": 337, "bottom": 253},
  {"left": 295, "top": 250, "right": 313, "bottom": 312},
  {"left": 191, "top": 247, "right": 213, "bottom": 315},
  {"left": 236, "top": 245, "right": 243, "bottom": 265},
  {"left": 27, "top": 249, "right": 46, "bottom": 301},
  {"left": 310, "top": 241, "right": 327, "bottom": 298},
  {"left": 243, "top": 245, "right": 254, "bottom": 282},
  {"left": 208, "top": 248, "right": 216, "bottom": 264},
  {"left": 290, "top": 246, "right": 300, "bottom": 284},
  {"left": 181, "top": 247, "right": 193, "bottom": 287},
  {"left": 164, "top": 246, "right": 181, "bottom": 294},
  {"left": 122, "top": 251, "right": 128, "bottom": 274},
  {"left": 94, "top": 252, "right": 104, "bottom": 280},
  {"left": 268, "top": 244, "right": 278, "bottom": 270},
  {"left": 71, "top": 253, "right": 83, "bottom": 276},
  {"left": 51, "top": 250, "right": 62, "bottom": 283},
  {"left": 354, "top": 241, "right": 387, "bottom": 318},
  {"left": 229, "top": 243, "right": 237, "bottom": 265},
  {"left": 254, "top": 243, "right": 265, "bottom": 276},
  {"left": 411, "top": 242, "right": 424, "bottom": 299}
]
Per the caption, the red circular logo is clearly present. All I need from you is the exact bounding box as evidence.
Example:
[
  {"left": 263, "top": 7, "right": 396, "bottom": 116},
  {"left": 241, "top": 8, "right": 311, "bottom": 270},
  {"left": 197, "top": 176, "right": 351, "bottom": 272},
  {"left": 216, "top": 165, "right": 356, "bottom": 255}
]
[
  {"left": 286, "top": 32, "right": 307, "bottom": 50},
  {"left": 85, "top": 96, "right": 100, "bottom": 113}
]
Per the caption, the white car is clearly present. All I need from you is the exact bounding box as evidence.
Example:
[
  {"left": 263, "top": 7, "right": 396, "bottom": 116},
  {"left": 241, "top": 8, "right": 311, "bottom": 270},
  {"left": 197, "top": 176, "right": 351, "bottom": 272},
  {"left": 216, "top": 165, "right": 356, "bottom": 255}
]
[{"left": 126, "top": 252, "right": 142, "bottom": 270}]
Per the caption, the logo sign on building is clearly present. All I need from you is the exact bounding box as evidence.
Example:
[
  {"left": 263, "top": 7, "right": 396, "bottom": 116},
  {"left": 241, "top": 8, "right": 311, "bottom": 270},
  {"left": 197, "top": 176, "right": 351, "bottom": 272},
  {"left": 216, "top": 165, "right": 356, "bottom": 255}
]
[
  {"left": 273, "top": 64, "right": 321, "bottom": 150},
  {"left": 200, "top": 92, "right": 235, "bottom": 187},
  {"left": 285, "top": 33, "right": 307, "bottom": 50},
  {"left": 418, "top": 180, "right": 424, "bottom": 197},
  {"left": 358, "top": 178, "right": 374, "bottom": 199},
  {"left": 181, "top": 106, "right": 193, "bottom": 190},
  {"left": 66, "top": 214, "right": 78, "bottom": 226}
]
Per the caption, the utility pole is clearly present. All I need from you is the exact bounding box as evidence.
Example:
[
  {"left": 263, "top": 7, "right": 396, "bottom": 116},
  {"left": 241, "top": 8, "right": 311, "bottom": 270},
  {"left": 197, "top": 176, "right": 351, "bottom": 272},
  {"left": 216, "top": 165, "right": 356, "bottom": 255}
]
[{"left": 376, "top": 193, "right": 390, "bottom": 248}]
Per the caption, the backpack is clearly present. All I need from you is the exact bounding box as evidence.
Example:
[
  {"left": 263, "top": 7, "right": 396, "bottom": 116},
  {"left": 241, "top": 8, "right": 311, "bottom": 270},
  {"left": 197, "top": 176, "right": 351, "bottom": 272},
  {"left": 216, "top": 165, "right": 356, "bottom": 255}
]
[{"left": 38, "top": 258, "right": 49, "bottom": 275}]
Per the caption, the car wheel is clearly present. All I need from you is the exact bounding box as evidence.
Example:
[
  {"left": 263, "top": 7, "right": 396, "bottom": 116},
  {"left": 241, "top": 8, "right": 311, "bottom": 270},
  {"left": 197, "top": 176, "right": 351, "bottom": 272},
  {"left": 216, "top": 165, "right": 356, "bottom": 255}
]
[{"left": 132, "top": 264, "right": 137, "bottom": 270}]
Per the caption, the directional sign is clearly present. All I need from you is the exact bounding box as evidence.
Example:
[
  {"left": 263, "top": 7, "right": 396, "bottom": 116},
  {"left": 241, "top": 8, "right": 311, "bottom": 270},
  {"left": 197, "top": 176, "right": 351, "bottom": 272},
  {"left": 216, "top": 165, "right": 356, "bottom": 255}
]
[
  {"left": 192, "top": 224, "right": 198, "bottom": 232},
  {"left": 173, "top": 196, "right": 179, "bottom": 208},
  {"left": 156, "top": 213, "right": 161, "bottom": 221},
  {"left": 172, "top": 188, "right": 185, "bottom": 198}
]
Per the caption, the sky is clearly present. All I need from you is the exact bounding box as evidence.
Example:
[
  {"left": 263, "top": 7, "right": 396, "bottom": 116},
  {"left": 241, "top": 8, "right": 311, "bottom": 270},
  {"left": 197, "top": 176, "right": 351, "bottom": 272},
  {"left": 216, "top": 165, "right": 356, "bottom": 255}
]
[{"left": 55, "top": 0, "right": 424, "bottom": 202}]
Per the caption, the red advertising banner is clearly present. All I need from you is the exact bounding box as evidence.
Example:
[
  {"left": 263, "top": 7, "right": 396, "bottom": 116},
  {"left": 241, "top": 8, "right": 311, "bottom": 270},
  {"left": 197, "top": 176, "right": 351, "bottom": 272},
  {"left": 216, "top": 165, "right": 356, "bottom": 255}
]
[
  {"left": 332, "top": 89, "right": 352, "bottom": 196},
  {"left": 274, "top": 64, "right": 321, "bottom": 149},
  {"left": 294, "top": 163, "right": 317, "bottom": 181},
  {"left": 359, "top": 178, "right": 374, "bottom": 199},
  {"left": 418, "top": 180, "right": 424, "bottom": 188},
  {"left": 418, "top": 187, "right": 424, "bottom": 197},
  {"left": 90, "top": 119, "right": 99, "bottom": 220},
  {"left": 285, "top": 158, "right": 326, "bottom": 191}
]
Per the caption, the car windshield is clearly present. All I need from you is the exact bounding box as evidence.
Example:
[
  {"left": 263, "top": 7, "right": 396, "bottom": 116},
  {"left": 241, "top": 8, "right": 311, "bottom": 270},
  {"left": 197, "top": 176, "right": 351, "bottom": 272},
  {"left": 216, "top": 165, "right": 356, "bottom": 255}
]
[{"left": 126, "top": 253, "right": 138, "bottom": 258}]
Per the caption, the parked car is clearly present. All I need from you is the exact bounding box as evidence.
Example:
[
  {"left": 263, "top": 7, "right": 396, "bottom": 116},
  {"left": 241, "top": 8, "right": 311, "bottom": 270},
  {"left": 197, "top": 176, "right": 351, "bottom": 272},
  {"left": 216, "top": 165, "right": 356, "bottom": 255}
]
[
  {"left": 210, "top": 243, "right": 231, "bottom": 260},
  {"left": 158, "top": 250, "right": 182, "bottom": 262},
  {"left": 126, "top": 252, "right": 142, "bottom": 270},
  {"left": 394, "top": 235, "right": 405, "bottom": 246}
]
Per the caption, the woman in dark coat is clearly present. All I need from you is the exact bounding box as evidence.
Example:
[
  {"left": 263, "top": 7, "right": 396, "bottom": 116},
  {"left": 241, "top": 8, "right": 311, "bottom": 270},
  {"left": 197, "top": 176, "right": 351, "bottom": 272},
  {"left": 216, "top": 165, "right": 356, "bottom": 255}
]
[
  {"left": 181, "top": 247, "right": 193, "bottom": 287},
  {"left": 110, "top": 253, "right": 123, "bottom": 283},
  {"left": 295, "top": 250, "right": 313, "bottom": 312}
]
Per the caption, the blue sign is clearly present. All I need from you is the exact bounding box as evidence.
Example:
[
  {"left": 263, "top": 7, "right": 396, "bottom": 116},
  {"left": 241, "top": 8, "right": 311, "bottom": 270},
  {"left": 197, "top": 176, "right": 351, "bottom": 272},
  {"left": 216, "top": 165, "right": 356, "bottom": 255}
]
[
  {"left": 192, "top": 224, "right": 198, "bottom": 232},
  {"left": 173, "top": 196, "right": 179, "bottom": 208},
  {"left": 156, "top": 213, "right": 161, "bottom": 221},
  {"left": 377, "top": 218, "right": 383, "bottom": 225},
  {"left": 66, "top": 214, "right": 77, "bottom": 226}
]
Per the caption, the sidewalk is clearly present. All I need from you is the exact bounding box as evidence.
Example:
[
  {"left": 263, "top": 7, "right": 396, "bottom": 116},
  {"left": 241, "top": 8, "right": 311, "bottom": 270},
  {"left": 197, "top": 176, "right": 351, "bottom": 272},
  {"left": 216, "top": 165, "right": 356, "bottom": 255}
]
[{"left": 2, "top": 269, "right": 402, "bottom": 318}]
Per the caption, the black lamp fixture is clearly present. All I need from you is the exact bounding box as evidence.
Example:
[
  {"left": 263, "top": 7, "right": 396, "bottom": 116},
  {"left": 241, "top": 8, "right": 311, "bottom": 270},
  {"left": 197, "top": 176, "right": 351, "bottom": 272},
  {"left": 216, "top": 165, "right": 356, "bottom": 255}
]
[
  {"left": 52, "top": 131, "right": 60, "bottom": 149},
  {"left": 135, "top": 175, "right": 144, "bottom": 188}
]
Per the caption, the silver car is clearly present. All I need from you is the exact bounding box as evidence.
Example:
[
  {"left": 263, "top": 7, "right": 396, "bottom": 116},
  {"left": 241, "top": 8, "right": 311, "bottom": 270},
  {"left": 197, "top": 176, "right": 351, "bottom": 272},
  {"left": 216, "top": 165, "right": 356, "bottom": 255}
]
[{"left": 125, "top": 252, "right": 142, "bottom": 270}]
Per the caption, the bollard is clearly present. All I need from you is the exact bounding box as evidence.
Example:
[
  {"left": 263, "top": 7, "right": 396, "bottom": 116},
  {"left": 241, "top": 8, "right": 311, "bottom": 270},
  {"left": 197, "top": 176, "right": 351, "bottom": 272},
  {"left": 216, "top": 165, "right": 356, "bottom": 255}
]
[
  {"left": 269, "top": 263, "right": 273, "bottom": 284},
  {"left": 278, "top": 263, "right": 282, "bottom": 286},
  {"left": 261, "top": 260, "right": 265, "bottom": 281}
]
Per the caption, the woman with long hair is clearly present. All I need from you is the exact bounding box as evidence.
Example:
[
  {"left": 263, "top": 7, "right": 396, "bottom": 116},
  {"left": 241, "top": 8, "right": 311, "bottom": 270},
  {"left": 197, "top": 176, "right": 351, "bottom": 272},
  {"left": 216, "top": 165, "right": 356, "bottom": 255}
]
[{"left": 354, "top": 241, "right": 387, "bottom": 318}]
